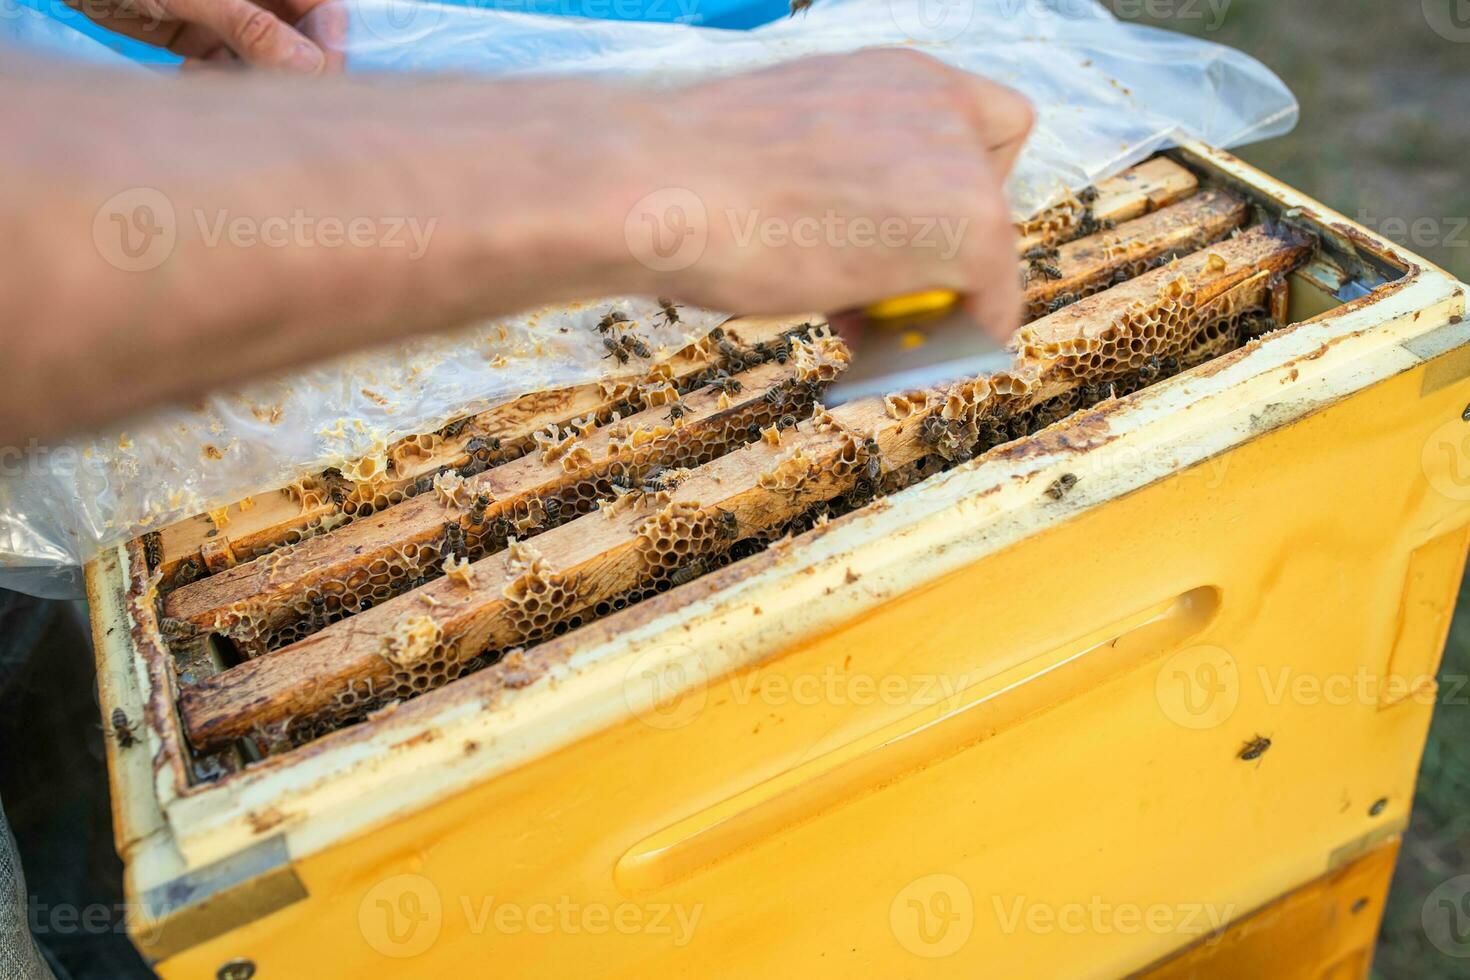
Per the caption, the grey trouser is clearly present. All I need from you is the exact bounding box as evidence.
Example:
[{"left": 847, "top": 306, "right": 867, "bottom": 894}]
[{"left": 1, "top": 793, "right": 53, "bottom": 980}]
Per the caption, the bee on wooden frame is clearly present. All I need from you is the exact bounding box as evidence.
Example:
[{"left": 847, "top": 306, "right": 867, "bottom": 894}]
[
  {"left": 705, "top": 372, "right": 743, "bottom": 395},
  {"left": 1044, "top": 473, "right": 1079, "bottom": 501},
  {"left": 108, "top": 708, "right": 139, "bottom": 749},
  {"left": 862, "top": 437, "right": 883, "bottom": 481}
]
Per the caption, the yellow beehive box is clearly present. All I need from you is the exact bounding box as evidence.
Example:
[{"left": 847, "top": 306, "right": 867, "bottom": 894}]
[{"left": 87, "top": 142, "right": 1469, "bottom": 978}]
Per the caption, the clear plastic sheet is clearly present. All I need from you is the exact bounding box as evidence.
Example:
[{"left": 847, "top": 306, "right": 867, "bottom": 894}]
[
  {"left": 301, "top": 0, "right": 1300, "bottom": 218},
  {"left": 0, "top": 0, "right": 1297, "bottom": 597}
]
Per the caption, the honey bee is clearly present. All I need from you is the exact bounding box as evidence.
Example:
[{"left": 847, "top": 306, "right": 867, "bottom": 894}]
[
  {"left": 602, "top": 336, "right": 630, "bottom": 364},
  {"left": 307, "top": 594, "right": 328, "bottom": 629},
  {"left": 440, "top": 417, "right": 470, "bottom": 439},
  {"left": 1035, "top": 262, "right": 1065, "bottom": 281},
  {"left": 862, "top": 437, "right": 883, "bottom": 481},
  {"left": 789, "top": 0, "right": 811, "bottom": 15},
  {"left": 1240, "top": 314, "right": 1282, "bottom": 341},
  {"left": 1023, "top": 244, "right": 1059, "bottom": 262},
  {"left": 706, "top": 372, "right": 743, "bottom": 395},
  {"left": 670, "top": 559, "right": 706, "bottom": 586},
  {"left": 108, "top": 708, "right": 139, "bottom": 749},
  {"left": 463, "top": 439, "right": 489, "bottom": 463},
  {"left": 1077, "top": 209, "right": 1104, "bottom": 237},
  {"left": 919, "top": 416, "right": 949, "bottom": 447},
  {"left": 141, "top": 532, "right": 163, "bottom": 570},
  {"left": 656, "top": 297, "right": 683, "bottom": 326},
  {"left": 770, "top": 338, "right": 791, "bottom": 364},
  {"left": 666, "top": 400, "right": 689, "bottom": 423},
  {"left": 619, "top": 334, "right": 652, "bottom": 359},
  {"left": 1238, "top": 735, "right": 1272, "bottom": 762},
  {"left": 641, "top": 468, "right": 671, "bottom": 493},
  {"left": 1047, "top": 294, "right": 1078, "bottom": 314},
  {"left": 1137, "top": 355, "right": 1163, "bottom": 383},
  {"left": 542, "top": 497, "right": 562, "bottom": 524},
  {"left": 717, "top": 338, "right": 749, "bottom": 367},
  {"left": 468, "top": 493, "right": 491, "bottom": 527},
  {"left": 1044, "top": 473, "right": 1079, "bottom": 501},
  {"left": 1078, "top": 186, "right": 1100, "bottom": 205},
  {"left": 716, "top": 509, "right": 739, "bottom": 540},
  {"left": 762, "top": 387, "right": 787, "bottom": 407},
  {"left": 597, "top": 311, "right": 630, "bottom": 333},
  {"left": 174, "top": 557, "right": 203, "bottom": 586},
  {"left": 708, "top": 325, "right": 725, "bottom": 341},
  {"left": 1078, "top": 208, "right": 1116, "bottom": 237},
  {"left": 442, "top": 521, "right": 466, "bottom": 559}
]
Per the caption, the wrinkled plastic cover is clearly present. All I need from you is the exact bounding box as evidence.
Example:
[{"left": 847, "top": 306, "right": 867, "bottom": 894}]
[{"left": 0, "top": 0, "right": 1296, "bottom": 598}]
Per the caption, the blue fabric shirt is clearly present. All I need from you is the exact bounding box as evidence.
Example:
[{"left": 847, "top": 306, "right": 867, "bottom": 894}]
[{"left": 4, "top": 0, "right": 788, "bottom": 67}]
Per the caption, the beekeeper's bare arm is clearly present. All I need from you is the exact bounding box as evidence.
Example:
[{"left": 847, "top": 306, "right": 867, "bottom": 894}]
[{"left": 0, "top": 49, "right": 1032, "bottom": 445}]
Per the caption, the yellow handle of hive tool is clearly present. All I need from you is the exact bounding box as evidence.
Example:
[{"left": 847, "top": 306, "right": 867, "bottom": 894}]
[{"left": 864, "top": 289, "right": 961, "bottom": 321}]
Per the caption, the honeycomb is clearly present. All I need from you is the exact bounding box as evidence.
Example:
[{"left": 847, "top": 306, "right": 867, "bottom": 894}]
[
  {"left": 1019, "top": 189, "right": 1247, "bottom": 322},
  {"left": 154, "top": 169, "right": 1319, "bottom": 759},
  {"left": 153, "top": 316, "right": 826, "bottom": 592},
  {"left": 501, "top": 540, "right": 582, "bottom": 646},
  {"left": 167, "top": 350, "right": 838, "bottom": 653}
]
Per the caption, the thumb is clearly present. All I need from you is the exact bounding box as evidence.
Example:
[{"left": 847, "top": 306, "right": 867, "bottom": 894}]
[{"left": 168, "top": 0, "right": 325, "bottom": 72}]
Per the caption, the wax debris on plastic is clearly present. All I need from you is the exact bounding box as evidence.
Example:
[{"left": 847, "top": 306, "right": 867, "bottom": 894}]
[{"left": 0, "top": 299, "right": 725, "bottom": 597}]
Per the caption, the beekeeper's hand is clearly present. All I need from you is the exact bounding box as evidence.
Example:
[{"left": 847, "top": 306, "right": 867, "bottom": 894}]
[
  {"left": 627, "top": 49, "right": 1034, "bottom": 341},
  {"left": 1, "top": 48, "right": 1031, "bottom": 443},
  {"left": 71, "top": 0, "right": 331, "bottom": 71}
]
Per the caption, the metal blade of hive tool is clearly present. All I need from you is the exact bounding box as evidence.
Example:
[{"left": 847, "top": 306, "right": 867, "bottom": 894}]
[{"left": 824, "top": 303, "right": 1015, "bottom": 407}]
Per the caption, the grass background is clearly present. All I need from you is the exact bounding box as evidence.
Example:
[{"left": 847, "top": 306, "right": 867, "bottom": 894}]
[{"left": 1100, "top": 1, "right": 1470, "bottom": 974}]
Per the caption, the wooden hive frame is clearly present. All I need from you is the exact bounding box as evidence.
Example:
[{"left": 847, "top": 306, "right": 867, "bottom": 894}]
[
  {"left": 123, "top": 155, "right": 1327, "bottom": 760},
  {"left": 147, "top": 170, "right": 1324, "bottom": 753},
  {"left": 150, "top": 156, "right": 1204, "bottom": 588}
]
